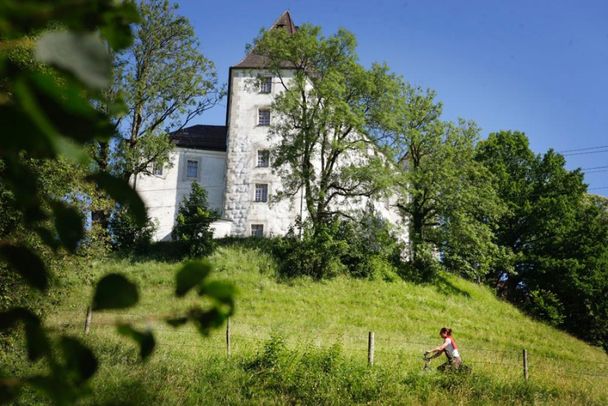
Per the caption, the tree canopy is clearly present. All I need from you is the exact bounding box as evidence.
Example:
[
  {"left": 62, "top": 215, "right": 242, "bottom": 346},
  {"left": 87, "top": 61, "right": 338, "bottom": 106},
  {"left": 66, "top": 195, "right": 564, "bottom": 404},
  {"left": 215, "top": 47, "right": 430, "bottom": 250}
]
[
  {"left": 476, "top": 131, "right": 608, "bottom": 350},
  {"left": 252, "top": 24, "right": 403, "bottom": 233}
]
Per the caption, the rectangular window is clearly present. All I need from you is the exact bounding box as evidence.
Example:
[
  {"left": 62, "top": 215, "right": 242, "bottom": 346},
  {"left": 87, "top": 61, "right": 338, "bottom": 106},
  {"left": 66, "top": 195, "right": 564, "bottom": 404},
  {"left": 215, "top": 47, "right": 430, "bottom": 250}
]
[
  {"left": 259, "top": 77, "right": 272, "bottom": 93},
  {"left": 251, "top": 224, "right": 264, "bottom": 237},
  {"left": 258, "top": 109, "right": 270, "bottom": 126},
  {"left": 257, "top": 150, "right": 270, "bottom": 167},
  {"left": 152, "top": 162, "right": 163, "bottom": 176},
  {"left": 254, "top": 183, "right": 268, "bottom": 202},
  {"left": 186, "top": 159, "right": 198, "bottom": 178}
]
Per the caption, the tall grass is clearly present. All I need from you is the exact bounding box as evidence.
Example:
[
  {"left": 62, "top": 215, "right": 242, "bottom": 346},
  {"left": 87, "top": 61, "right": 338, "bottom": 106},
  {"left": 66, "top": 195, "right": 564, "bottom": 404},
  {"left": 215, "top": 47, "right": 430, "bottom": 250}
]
[{"left": 3, "top": 245, "right": 607, "bottom": 404}]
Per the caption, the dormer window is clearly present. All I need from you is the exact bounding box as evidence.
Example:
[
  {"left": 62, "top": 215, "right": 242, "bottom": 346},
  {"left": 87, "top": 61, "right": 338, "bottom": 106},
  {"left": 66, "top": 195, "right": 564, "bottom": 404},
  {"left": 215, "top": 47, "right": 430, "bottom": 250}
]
[
  {"left": 258, "top": 109, "right": 271, "bottom": 126},
  {"left": 260, "top": 77, "right": 272, "bottom": 93}
]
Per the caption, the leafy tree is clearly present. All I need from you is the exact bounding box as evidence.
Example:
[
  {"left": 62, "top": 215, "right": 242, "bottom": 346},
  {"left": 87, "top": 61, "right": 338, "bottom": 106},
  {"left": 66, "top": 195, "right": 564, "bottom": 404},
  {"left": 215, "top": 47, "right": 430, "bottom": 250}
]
[
  {"left": 252, "top": 24, "right": 403, "bottom": 237},
  {"left": 173, "top": 182, "right": 219, "bottom": 257},
  {"left": 476, "top": 131, "right": 608, "bottom": 349},
  {"left": 92, "top": 0, "right": 224, "bottom": 234},
  {"left": 0, "top": 2, "right": 234, "bottom": 403},
  {"left": 386, "top": 85, "right": 504, "bottom": 280},
  {"left": 475, "top": 131, "right": 586, "bottom": 293},
  {"left": 109, "top": 0, "right": 224, "bottom": 182}
]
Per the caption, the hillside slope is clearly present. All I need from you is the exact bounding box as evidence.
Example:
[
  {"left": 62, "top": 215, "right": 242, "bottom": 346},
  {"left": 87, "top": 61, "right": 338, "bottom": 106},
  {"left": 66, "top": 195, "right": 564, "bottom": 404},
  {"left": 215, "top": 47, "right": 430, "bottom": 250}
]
[{"left": 9, "top": 245, "right": 608, "bottom": 404}]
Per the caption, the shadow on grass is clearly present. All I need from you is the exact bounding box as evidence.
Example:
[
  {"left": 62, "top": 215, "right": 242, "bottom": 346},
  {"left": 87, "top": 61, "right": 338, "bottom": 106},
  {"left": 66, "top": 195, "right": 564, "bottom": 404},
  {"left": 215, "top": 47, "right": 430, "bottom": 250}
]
[
  {"left": 397, "top": 265, "right": 471, "bottom": 298},
  {"left": 433, "top": 273, "right": 471, "bottom": 298},
  {"left": 112, "top": 241, "right": 189, "bottom": 264}
]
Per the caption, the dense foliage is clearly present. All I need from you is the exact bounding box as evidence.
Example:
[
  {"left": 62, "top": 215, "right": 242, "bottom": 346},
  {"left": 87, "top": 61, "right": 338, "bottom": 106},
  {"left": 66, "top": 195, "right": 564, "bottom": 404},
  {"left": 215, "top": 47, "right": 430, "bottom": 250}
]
[
  {"left": 92, "top": 0, "right": 224, "bottom": 236},
  {"left": 108, "top": 206, "right": 157, "bottom": 252},
  {"left": 252, "top": 24, "right": 402, "bottom": 238},
  {"left": 273, "top": 209, "right": 402, "bottom": 280},
  {"left": 173, "top": 182, "right": 219, "bottom": 257},
  {"left": 0, "top": 1, "right": 234, "bottom": 403},
  {"left": 476, "top": 131, "right": 608, "bottom": 350}
]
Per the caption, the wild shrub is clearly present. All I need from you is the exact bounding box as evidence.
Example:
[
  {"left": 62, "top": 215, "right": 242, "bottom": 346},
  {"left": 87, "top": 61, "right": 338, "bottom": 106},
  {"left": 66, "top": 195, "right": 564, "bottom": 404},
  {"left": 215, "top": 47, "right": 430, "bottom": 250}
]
[
  {"left": 108, "top": 206, "right": 157, "bottom": 252},
  {"left": 334, "top": 213, "right": 402, "bottom": 279},
  {"left": 272, "top": 213, "right": 404, "bottom": 280},
  {"left": 273, "top": 220, "right": 348, "bottom": 279}
]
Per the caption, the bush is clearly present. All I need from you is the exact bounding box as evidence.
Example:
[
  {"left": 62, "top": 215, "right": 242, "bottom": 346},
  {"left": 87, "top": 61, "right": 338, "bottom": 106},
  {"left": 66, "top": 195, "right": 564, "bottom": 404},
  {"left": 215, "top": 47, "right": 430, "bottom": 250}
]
[
  {"left": 273, "top": 220, "right": 348, "bottom": 279},
  {"left": 272, "top": 212, "right": 404, "bottom": 280},
  {"left": 527, "top": 289, "right": 566, "bottom": 327},
  {"left": 172, "top": 182, "right": 218, "bottom": 258},
  {"left": 335, "top": 213, "right": 402, "bottom": 279},
  {"left": 108, "top": 206, "right": 156, "bottom": 252}
]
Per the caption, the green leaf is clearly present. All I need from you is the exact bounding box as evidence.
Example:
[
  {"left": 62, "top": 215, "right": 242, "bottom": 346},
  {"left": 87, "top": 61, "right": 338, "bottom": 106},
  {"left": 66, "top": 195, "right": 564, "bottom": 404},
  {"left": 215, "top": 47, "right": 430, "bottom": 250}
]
[
  {"left": 35, "top": 30, "right": 111, "bottom": 89},
  {"left": 34, "top": 226, "right": 61, "bottom": 252},
  {"left": 198, "top": 281, "right": 236, "bottom": 316},
  {"left": 187, "top": 307, "right": 225, "bottom": 336},
  {"left": 99, "top": 2, "right": 140, "bottom": 50},
  {"left": 175, "top": 260, "right": 212, "bottom": 297},
  {"left": 51, "top": 201, "right": 84, "bottom": 253},
  {"left": 59, "top": 336, "right": 98, "bottom": 383},
  {"left": 165, "top": 317, "right": 188, "bottom": 328},
  {"left": 24, "top": 319, "right": 50, "bottom": 362},
  {"left": 87, "top": 172, "right": 146, "bottom": 227},
  {"left": 0, "top": 243, "right": 48, "bottom": 290},
  {"left": 26, "top": 376, "right": 71, "bottom": 405},
  {"left": 92, "top": 273, "right": 139, "bottom": 310},
  {"left": 116, "top": 324, "right": 155, "bottom": 360},
  {"left": 0, "top": 308, "right": 49, "bottom": 361},
  {"left": 0, "top": 308, "right": 36, "bottom": 330},
  {"left": 0, "top": 376, "right": 20, "bottom": 404}
]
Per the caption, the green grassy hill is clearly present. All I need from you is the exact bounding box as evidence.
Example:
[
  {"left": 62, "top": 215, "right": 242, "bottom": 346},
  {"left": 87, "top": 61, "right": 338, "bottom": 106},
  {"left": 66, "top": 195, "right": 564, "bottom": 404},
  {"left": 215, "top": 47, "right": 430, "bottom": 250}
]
[{"left": 7, "top": 244, "right": 608, "bottom": 404}]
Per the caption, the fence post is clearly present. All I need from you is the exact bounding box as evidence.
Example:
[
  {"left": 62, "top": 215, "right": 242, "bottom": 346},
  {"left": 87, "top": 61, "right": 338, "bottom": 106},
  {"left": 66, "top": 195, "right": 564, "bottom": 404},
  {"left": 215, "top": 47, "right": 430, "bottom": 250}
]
[
  {"left": 368, "top": 331, "right": 375, "bottom": 366},
  {"left": 84, "top": 306, "right": 92, "bottom": 334},
  {"left": 522, "top": 349, "right": 529, "bottom": 381},
  {"left": 226, "top": 316, "right": 231, "bottom": 357}
]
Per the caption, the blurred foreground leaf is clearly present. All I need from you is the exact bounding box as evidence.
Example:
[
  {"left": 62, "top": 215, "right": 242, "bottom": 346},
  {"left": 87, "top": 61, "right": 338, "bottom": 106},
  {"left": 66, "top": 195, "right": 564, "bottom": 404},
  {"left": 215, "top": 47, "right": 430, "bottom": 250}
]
[
  {"left": 92, "top": 273, "right": 139, "bottom": 310},
  {"left": 0, "top": 243, "right": 48, "bottom": 290},
  {"left": 117, "top": 324, "right": 155, "bottom": 360}
]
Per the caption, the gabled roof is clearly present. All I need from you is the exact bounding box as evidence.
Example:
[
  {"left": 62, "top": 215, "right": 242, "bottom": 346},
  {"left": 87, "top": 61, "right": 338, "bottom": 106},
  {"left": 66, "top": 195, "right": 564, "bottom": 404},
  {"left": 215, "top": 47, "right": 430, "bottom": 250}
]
[
  {"left": 170, "top": 125, "right": 227, "bottom": 152},
  {"left": 233, "top": 11, "right": 297, "bottom": 69}
]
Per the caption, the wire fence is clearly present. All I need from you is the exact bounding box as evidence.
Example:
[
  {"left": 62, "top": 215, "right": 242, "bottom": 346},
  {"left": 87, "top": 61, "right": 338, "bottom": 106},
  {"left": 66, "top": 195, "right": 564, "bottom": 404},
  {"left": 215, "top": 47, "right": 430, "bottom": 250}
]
[{"left": 45, "top": 309, "right": 608, "bottom": 384}]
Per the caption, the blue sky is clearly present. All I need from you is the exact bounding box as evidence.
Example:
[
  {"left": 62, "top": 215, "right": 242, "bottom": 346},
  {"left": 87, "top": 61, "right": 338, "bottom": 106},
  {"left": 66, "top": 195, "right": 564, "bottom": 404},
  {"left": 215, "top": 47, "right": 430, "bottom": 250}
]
[{"left": 175, "top": 0, "right": 608, "bottom": 195}]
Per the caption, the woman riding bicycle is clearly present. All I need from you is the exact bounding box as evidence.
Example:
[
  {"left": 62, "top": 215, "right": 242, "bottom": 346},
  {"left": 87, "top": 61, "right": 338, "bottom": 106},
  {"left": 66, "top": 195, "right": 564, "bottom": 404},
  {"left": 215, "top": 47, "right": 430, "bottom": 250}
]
[{"left": 425, "top": 327, "right": 462, "bottom": 371}]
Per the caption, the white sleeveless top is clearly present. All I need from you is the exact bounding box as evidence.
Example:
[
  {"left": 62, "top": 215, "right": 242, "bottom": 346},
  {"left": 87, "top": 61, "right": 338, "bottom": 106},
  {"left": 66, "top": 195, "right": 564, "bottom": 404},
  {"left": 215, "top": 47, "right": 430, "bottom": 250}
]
[{"left": 444, "top": 337, "right": 460, "bottom": 359}]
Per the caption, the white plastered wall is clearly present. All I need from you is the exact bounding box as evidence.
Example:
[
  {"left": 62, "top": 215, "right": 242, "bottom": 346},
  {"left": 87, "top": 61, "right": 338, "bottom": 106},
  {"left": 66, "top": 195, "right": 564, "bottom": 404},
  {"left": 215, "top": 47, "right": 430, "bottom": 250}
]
[
  {"left": 223, "top": 69, "right": 302, "bottom": 237},
  {"left": 136, "top": 148, "right": 226, "bottom": 241}
]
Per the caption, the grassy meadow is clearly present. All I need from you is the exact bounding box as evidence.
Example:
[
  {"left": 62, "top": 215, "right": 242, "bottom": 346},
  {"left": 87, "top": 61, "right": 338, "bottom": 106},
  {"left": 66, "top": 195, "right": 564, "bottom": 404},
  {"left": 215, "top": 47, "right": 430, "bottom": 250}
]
[{"left": 3, "top": 244, "right": 608, "bottom": 404}]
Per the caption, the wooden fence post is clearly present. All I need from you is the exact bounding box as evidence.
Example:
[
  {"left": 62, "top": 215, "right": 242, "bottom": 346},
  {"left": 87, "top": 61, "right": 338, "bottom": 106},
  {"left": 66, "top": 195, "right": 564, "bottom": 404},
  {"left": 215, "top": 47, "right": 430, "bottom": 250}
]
[
  {"left": 226, "top": 316, "right": 231, "bottom": 357},
  {"left": 84, "top": 306, "right": 92, "bottom": 334},
  {"left": 368, "top": 331, "right": 375, "bottom": 366},
  {"left": 522, "top": 349, "right": 529, "bottom": 381}
]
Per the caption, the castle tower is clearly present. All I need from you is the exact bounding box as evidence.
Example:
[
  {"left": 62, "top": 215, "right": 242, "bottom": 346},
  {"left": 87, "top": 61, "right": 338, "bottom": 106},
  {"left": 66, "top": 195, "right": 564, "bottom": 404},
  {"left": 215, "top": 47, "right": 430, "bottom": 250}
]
[{"left": 222, "top": 11, "right": 302, "bottom": 237}]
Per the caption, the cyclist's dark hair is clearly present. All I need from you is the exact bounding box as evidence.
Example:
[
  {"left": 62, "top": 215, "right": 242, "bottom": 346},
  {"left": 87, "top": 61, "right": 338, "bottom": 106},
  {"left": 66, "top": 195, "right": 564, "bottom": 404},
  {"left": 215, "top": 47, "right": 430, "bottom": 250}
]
[{"left": 440, "top": 327, "right": 452, "bottom": 336}]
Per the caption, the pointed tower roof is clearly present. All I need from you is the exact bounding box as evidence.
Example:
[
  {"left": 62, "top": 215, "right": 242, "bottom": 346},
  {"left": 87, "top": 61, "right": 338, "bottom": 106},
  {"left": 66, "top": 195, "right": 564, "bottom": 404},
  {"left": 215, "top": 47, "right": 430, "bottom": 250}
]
[
  {"left": 272, "top": 10, "right": 297, "bottom": 34},
  {"left": 233, "top": 11, "right": 297, "bottom": 68}
]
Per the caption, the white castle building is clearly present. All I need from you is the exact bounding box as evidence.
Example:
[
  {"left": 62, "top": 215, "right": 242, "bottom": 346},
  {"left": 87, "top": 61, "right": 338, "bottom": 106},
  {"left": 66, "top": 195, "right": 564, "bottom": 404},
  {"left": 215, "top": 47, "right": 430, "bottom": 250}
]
[{"left": 136, "top": 12, "right": 407, "bottom": 243}]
